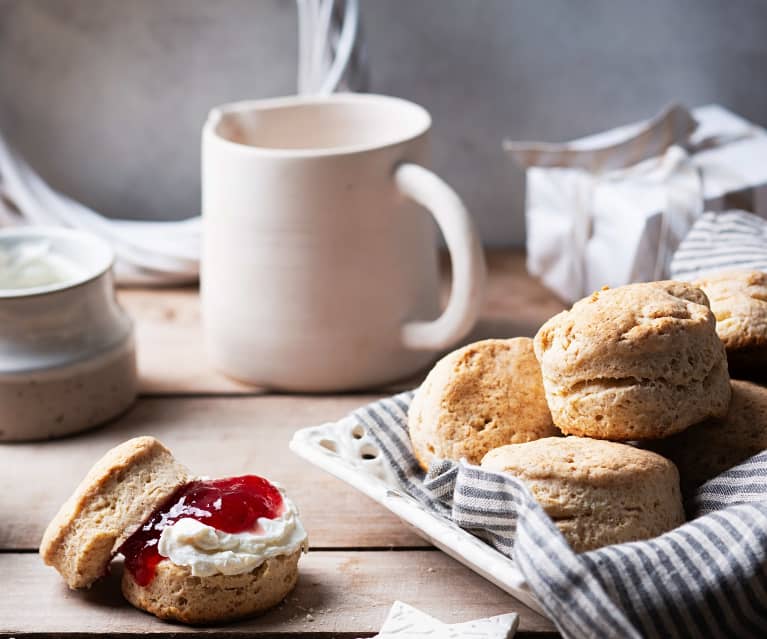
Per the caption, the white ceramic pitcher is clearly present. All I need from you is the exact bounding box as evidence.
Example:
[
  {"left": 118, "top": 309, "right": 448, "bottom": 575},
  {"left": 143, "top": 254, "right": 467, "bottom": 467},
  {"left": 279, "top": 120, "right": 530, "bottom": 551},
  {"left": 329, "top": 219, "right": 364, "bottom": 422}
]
[{"left": 202, "top": 94, "right": 485, "bottom": 391}]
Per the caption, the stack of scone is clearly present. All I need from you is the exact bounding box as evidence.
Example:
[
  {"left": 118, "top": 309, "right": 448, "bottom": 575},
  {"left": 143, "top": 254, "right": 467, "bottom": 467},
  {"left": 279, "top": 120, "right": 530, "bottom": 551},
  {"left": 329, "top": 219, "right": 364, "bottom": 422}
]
[{"left": 410, "top": 274, "right": 767, "bottom": 553}]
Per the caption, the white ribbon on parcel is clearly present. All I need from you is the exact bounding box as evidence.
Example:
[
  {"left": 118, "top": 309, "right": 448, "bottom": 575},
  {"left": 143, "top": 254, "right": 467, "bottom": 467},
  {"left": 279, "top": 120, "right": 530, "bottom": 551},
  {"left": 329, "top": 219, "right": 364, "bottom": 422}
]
[{"left": 506, "top": 104, "right": 767, "bottom": 303}]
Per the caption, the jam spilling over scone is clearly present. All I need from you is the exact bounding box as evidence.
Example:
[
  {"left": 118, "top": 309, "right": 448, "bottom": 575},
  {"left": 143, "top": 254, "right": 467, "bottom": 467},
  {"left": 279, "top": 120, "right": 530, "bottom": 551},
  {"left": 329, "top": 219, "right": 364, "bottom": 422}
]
[{"left": 119, "top": 475, "right": 285, "bottom": 586}]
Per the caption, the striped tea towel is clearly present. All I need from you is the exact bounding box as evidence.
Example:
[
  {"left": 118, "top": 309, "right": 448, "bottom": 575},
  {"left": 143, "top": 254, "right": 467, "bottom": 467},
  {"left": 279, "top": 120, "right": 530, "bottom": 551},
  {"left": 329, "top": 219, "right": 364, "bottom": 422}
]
[
  {"left": 671, "top": 209, "right": 767, "bottom": 281},
  {"left": 354, "top": 392, "right": 767, "bottom": 639}
]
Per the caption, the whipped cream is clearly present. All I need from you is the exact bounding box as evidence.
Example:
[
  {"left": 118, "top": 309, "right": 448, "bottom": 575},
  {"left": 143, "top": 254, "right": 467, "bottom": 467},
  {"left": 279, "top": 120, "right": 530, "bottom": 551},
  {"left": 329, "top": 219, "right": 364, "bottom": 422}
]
[
  {"left": 157, "top": 490, "right": 308, "bottom": 577},
  {"left": 0, "top": 239, "right": 85, "bottom": 290}
]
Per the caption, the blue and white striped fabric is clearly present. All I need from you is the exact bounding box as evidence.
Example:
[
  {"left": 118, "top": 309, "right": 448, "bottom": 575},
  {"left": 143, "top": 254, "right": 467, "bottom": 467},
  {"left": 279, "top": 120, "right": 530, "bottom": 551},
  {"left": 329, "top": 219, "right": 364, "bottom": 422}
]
[
  {"left": 354, "top": 392, "right": 767, "bottom": 639},
  {"left": 670, "top": 210, "right": 767, "bottom": 281}
]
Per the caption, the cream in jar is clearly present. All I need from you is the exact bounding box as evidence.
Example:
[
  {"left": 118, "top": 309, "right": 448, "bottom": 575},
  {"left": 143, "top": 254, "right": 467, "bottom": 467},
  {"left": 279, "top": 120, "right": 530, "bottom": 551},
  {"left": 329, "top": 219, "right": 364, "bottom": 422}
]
[{"left": 0, "top": 238, "right": 86, "bottom": 290}]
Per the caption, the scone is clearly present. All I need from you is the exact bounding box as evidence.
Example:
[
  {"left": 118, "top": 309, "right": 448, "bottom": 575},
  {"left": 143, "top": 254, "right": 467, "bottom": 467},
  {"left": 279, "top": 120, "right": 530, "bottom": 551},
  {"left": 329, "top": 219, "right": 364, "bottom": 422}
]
[
  {"left": 654, "top": 380, "right": 767, "bottom": 496},
  {"left": 693, "top": 270, "right": 767, "bottom": 377},
  {"left": 534, "top": 281, "right": 731, "bottom": 440},
  {"left": 118, "top": 474, "right": 307, "bottom": 624},
  {"left": 40, "top": 436, "right": 190, "bottom": 589},
  {"left": 40, "top": 437, "right": 308, "bottom": 624},
  {"left": 121, "top": 549, "right": 301, "bottom": 624},
  {"left": 481, "top": 437, "right": 685, "bottom": 552},
  {"left": 408, "top": 338, "right": 558, "bottom": 470}
]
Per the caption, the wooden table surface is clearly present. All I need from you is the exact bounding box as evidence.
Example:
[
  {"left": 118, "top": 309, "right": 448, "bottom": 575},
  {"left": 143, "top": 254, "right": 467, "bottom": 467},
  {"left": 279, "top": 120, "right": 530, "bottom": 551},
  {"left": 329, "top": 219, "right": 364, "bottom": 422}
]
[{"left": 0, "top": 251, "right": 566, "bottom": 638}]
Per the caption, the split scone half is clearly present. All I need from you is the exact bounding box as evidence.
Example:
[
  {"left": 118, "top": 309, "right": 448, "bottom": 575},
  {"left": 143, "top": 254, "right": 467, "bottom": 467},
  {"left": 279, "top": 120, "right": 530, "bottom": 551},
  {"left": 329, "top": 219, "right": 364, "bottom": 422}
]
[
  {"left": 40, "top": 436, "right": 308, "bottom": 624},
  {"left": 39, "top": 436, "right": 190, "bottom": 589}
]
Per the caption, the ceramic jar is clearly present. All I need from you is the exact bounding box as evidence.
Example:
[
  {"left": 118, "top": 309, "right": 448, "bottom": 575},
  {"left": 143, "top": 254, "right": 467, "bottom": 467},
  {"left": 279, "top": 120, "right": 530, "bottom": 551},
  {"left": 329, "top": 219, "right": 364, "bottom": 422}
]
[{"left": 0, "top": 227, "right": 137, "bottom": 441}]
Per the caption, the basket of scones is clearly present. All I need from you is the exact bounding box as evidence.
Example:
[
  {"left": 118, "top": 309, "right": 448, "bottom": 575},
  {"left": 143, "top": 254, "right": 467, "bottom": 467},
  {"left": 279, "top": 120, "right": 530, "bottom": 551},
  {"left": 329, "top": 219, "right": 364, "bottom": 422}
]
[
  {"left": 405, "top": 273, "right": 767, "bottom": 545},
  {"left": 327, "top": 270, "right": 767, "bottom": 636}
]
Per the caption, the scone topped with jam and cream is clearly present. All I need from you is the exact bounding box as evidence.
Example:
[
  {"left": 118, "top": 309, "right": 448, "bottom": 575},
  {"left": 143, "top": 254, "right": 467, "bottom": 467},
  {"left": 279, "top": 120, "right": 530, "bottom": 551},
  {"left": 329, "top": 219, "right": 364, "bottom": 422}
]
[{"left": 40, "top": 437, "right": 308, "bottom": 625}]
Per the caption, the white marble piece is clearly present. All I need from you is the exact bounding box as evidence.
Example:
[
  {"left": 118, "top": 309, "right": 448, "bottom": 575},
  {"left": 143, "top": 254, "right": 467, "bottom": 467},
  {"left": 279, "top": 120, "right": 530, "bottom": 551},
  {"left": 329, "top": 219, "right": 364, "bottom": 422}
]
[{"left": 374, "top": 601, "right": 518, "bottom": 638}]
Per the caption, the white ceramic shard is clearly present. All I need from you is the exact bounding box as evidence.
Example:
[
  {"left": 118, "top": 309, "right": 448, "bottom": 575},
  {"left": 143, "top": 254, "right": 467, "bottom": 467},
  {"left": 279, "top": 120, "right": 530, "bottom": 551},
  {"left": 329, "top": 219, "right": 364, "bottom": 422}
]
[{"left": 375, "top": 600, "right": 519, "bottom": 638}]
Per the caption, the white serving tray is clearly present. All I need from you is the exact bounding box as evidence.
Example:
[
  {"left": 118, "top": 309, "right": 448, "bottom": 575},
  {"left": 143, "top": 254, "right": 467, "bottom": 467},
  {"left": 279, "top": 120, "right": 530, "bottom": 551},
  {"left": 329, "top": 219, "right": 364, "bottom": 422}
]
[{"left": 289, "top": 414, "right": 545, "bottom": 616}]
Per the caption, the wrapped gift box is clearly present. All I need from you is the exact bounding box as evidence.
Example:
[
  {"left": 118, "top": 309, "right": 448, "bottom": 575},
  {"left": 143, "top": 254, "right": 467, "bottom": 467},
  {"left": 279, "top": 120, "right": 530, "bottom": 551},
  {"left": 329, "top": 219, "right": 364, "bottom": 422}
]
[{"left": 505, "top": 104, "right": 767, "bottom": 302}]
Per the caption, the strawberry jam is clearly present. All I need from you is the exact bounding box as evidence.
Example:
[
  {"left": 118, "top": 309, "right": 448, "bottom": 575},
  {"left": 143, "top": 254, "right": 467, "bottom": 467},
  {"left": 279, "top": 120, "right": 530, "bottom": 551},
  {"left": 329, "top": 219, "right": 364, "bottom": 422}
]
[{"left": 118, "top": 475, "right": 284, "bottom": 586}]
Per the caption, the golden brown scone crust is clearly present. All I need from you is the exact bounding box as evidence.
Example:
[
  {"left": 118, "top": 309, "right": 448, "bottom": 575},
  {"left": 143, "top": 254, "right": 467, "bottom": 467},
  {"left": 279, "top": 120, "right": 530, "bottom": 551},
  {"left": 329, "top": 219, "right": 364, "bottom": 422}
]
[
  {"left": 40, "top": 436, "right": 190, "bottom": 589},
  {"left": 121, "top": 550, "right": 301, "bottom": 624},
  {"left": 534, "top": 281, "right": 731, "bottom": 440},
  {"left": 481, "top": 437, "right": 685, "bottom": 552},
  {"left": 654, "top": 380, "right": 767, "bottom": 496},
  {"left": 694, "top": 270, "right": 767, "bottom": 375},
  {"left": 408, "top": 338, "right": 558, "bottom": 470}
]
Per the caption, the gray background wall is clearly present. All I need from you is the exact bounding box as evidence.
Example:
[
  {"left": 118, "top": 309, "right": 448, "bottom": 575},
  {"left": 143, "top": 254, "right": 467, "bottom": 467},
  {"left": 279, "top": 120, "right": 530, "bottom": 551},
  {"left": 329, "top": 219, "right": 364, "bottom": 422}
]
[{"left": 1, "top": 0, "right": 765, "bottom": 246}]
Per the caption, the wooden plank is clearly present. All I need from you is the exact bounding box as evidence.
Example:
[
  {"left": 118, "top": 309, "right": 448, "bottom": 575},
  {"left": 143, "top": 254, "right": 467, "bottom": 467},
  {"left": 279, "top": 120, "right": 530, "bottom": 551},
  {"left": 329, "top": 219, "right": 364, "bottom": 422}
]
[
  {"left": 452, "top": 251, "right": 566, "bottom": 347},
  {"left": 0, "top": 551, "right": 555, "bottom": 635},
  {"left": 119, "top": 287, "right": 254, "bottom": 395},
  {"left": 0, "top": 395, "right": 430, "bottom": 550},
  {"left": 119, "top": 250, "right": 565, "bottom": 395},
  {"left": 475, "top": 251, "right": 565, "bottom": 329}
]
